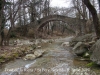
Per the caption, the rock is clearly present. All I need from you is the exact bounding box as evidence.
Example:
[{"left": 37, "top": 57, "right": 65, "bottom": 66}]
[
  {"left": 69, "top": 34, "right": 93, "bottom": 47},
  {"left": 34, "top": 50, "right": 44, "bottom": 57},
  {"left": 83, "top": 52, "right": 90, "bottom": 58},
  {"left": 16, "top": 39, "right": 23, "bottom": 45},
  {"left": 72, "top": 42, "right": 87, "bottom": 55},
  {"left": 25, "top": 47, "right": 34, "bottom": 54},
  {"left": 13, "top": 40, "right": 17, "bottom": 45},
  {"left": 32, "top": 44, "right": 37, "bottom": 49},
  {"left": 61, "top": 42, "right": 69, "bottom": 47},
  {"left": 24, "top": 54, "right": 36, "bottom": 60},
  {"left": 90, "top": 39, "right": 100, "bottom": 65},
  {"left": 85, "top": 52, "right": 89, "bottom": 56},
  {"left": 10, "top": 71, "right": 19, "bottom": 75},
  {"left": 37, "top": 46, "right": 42, "bottom": 49},
  {"left": 34, "top": 40, "right": 40, "bottom": 45},
  {"left": 41, "top": 40, "right": 48, "bottom": 43},
  {"left": 80, "top": 57, "right": 86, "bottom": 61},
  {"left": 73, "top": 42, "right": 82, "bottom": 50},
  {"left": 69, "top": 34, "right": 97, "bottom": 56},
  {"left": 23, "top": 50, "right": 45, "bottom": 60},
  {"left": 48, "top": 39, "right": 54, "bottom": 43},
  {"left": 17, "top": 39, "right": 20, "bottom": 43},
  {"left": 73, "top": 46, "right": 87, "bottom": 56},
  {"left": 29, "top": 39, "right": 35, "bottom": 42}
]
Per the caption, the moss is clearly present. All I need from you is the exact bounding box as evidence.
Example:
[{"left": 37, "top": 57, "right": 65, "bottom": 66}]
[
  {"left": 7, "top": 55, "right": 14, "bottom": 60},
  {"left": 0, "top": 58, "right": 5, "bottom": 63},
  {"left": 0, "top": 54, "right": 7, "bottom": 59},
  {"left": 0, "top": 56, "right": 5, "bottom": 59},
  {"left": 86, "top": 62, "right": 98, "bottom": 67},
  {"left": 12, "top": 53, "right": 19, "bottom": 58}
]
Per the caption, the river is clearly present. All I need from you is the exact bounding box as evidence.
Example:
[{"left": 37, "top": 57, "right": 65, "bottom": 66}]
[{"left": 0, "top": 37, "right": 100, "bottom": 75}]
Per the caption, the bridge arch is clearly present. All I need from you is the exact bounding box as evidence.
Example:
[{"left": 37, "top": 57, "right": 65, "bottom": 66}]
[{"left": 37, "top": 15, "right": 86, "bottom": 31}]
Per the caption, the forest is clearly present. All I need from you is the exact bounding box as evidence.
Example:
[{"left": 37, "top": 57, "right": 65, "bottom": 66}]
[
  {"left": 0, "top": 0, "right": 100, "bottom": 75},
  {"left": 0, "top": 0, "right": 100, "bottom": 45}
]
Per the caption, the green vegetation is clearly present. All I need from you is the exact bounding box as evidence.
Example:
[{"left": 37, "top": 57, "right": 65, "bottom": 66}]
[{"left": 86, "top": 62, "right": 98, "bottom": 67}]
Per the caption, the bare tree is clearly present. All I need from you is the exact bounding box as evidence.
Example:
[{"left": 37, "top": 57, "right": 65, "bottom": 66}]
[
  {"left": 82, "top": 0, "right": 100, "bottom": 38},
  {"left": 4, "top": 0, "right": 23, "bottom": 45}
]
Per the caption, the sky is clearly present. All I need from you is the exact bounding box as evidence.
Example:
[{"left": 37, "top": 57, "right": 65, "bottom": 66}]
[{"left": 50, "top": 0, "right": 71, "bottom": 8}]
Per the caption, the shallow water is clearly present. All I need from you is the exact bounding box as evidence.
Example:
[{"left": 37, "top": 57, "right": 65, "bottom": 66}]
[{"left": 0, "top": 36, "right": 100, "bottom": 75}]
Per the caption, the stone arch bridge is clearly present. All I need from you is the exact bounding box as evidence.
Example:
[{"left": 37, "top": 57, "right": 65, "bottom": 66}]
[{"left": 36, "top": 15, "right": 86, "bottom": 31}]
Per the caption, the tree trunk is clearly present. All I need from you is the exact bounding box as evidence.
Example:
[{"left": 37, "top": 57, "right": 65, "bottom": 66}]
[
  {"left": 4, "top": 27, "right": 12, "bottom": 46},
  {"left": 82, "top": 1, "right": 87, "bottom": 34},
  {"left": 0, "top": 0, "right": 4, "bottom": 46},
  {"left": 82, "top": 0, "right": 100, "bottom": 38},
  {"left": 0, "top": 18, "right": 2, "bottom": 46},
  {"left": 0, "top": 5, "right": 1, "bottom": 44}
]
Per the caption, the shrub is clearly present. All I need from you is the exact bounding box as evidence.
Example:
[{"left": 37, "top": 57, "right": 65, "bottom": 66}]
[{"left": 10, "top": 32, "right": 16, "bottom": 38}]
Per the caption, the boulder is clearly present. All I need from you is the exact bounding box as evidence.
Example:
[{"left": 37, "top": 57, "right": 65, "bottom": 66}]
[
  {"left": 24, "top": 54, "right": 36, "bottom": 60},
  {"left": 61, "top": 42, "right": 69, "bottom": 47},
  {"left": 72, "top": 42, "right": 87, "bottom": 55},
  {"left": 69, "top": 34, "right": 93, "bottom": 47},
  {"left": 69, "top": 34, "right": 97, "bottom": 56},
  {"left": 34, "top": 50, "right": 45, "bottom": 57},
  {"left": 90, "top": 39, "right": 100, "bottom": 65},
  {"left": 73, "top": 46, "right": 87, "bottom": 56},
  {"left": 73, "top": 42, "right": 82, "bottom": 50}
]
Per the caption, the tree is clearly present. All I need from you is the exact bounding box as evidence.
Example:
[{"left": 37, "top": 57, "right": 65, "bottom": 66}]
[
  {"left": 82, "top": 0, "right": 100, "bottom": 38},
  {"left": 72, "top": 0, "right": 88, "bottom": 35},
  {"left": 0, "top": 0, "right": 5, "bottom": 46},
  {"left": 4, "top": 0, "right": 23, "bottom": 45},
  {"left": 98, "top": 0, "right": 100, "bottom": 11}
]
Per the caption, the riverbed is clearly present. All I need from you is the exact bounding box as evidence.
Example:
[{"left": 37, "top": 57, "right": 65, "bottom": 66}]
[{"left": 0, "top": 37, "right": 100, "bottom": 75}]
